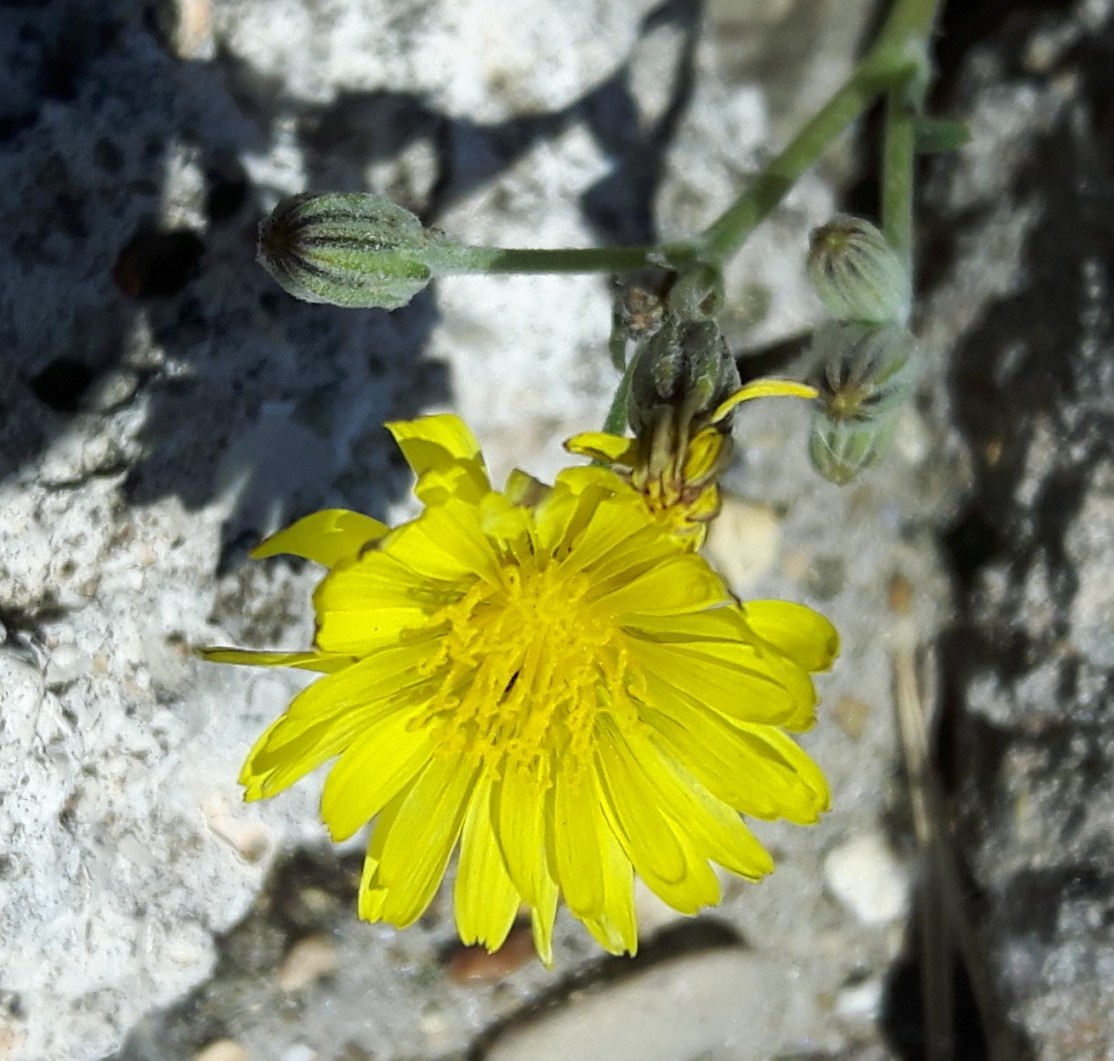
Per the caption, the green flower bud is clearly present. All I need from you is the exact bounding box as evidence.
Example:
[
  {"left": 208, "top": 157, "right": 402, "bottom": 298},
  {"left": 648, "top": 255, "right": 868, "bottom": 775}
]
[
  {"left": 808, "top": 321, "right": 921, "bottom": 485},
  {"left": 807, "top": 215, "right": 911, "bottom": 325},
  {"left": 814, "top": 321, "right": 919, "bottom": 421},
  {"left": 627, "top": 315, "right": 740, "bottom": 438},
  {"left": 809, "top": 415, "right": 897, "bottom": 486},
  {"left": 258, "top": 192, "right": 465, "bottom": 310}
]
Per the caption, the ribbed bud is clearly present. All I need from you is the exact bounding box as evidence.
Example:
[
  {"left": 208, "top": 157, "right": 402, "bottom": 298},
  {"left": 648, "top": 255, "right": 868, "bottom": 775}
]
[
  {"left": 258, "top": 193, "right": 461, "bottom": 310},
  {"left": 808, "top": 321, "right": 921, "bottom": 485},
  {"left": 809, "top": 417, "right": 897, "bottom": 487},
  {"left": 807, "top": 216, "right": 911, "bottom": 325},
  {"left": 627, "top": 315, "right": 740, "bottom": 438}
]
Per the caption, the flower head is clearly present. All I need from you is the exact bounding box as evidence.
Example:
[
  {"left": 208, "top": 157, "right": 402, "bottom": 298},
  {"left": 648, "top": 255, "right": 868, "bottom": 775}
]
[
  {"left": 203, "top": 414, "right": 837, "bottom": 961},
  {"left": 567, "top": 378, "right": 817, "bottom": 546}
]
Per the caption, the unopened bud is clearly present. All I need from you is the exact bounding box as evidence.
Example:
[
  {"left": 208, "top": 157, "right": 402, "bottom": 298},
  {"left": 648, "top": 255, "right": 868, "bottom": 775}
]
[
  {"left": 808, "top": 321, "right": 921, "bottom": 485},
  {"left": 807, "top": 216, "right": 911, "bottom": 325},
  {"left": 809, "top": 416, "right": 897, "bottom": 486},
  {"left": 627, "top": 315, "right": 740, "bottom": 437},
  {"left": 258, "top": 192, "right": 466, "bottom": 310}
]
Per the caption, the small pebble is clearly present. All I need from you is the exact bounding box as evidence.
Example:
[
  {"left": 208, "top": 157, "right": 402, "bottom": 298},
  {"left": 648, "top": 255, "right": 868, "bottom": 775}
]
[
  {"left": 823, "top": 833, "right": 910, "bottom": 925},
  {"left": 87, "top": 369, "right": 140, "bottom": 413},
  {"left": 202, "top": 800, "right": 271, "bottom": 864},
  {"left": 485, "top": 949, "right": 813, "bottom": 1060},
  {"left": 193, "top": 1040, "right": 251, "bottom": 1061},
  {"left": 446, "top": 923, "right": 536, "bottom": 985},
  {"left": 831, "top": 695, "right": 872, "bottom": 740},
  {"left": 276, "top": 935, "right": 338, "bottom": 992},
  {"left": 45, "top": 643, "right": 91, "bottom": 689},
  {"left": 835, "top": 977, "right": 884, "bottom": 1022},
  {"left": 703, "top": 496, "right": 780, "bottom": 591},
  {"left": 156, "top": 0, "right": 214, "bottom": 59}
]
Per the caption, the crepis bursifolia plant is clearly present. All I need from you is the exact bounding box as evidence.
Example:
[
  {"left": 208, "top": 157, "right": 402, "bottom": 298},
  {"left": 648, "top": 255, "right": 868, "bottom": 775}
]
[{"left": 208, "top": 0, "right": 959, "bottom": 962}]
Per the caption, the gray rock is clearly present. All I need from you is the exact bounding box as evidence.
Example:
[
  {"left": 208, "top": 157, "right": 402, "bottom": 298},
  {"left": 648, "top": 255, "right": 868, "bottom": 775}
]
[
  {"left": 484, "top": 947, "right": 827, "bottom": 1061},
  {"left": 925, "top": 0, "right": 1114, "bottom": 1056}
]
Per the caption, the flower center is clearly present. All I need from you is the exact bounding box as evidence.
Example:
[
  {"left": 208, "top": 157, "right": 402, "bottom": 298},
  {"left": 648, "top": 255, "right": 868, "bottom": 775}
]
[{"left": 417, "top": 559, "right": 637, "bottom": 785}]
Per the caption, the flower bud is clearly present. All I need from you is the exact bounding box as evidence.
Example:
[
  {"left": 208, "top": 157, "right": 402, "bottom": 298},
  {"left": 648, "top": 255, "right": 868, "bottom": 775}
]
[
  {"left": 808, "top": 416, "right": 897, "bottom": 486},
  {"left": 807, "top": 216, "right": 911, "bottom": 325},
  {"left": 627, "top": 315, "right": 740, "bottom": 439},
  {"left": 807, "top": 321, "right": 921, "bottom": 485},
  {"left": 258, "top": 192, "right": 463, "bottom": 310}
]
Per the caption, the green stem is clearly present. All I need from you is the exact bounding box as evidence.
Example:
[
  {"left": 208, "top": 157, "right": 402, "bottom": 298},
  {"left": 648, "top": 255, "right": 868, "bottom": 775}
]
[
  {"left": 694, "top": 76, "right": 880, "bottom": 263},
  {"left": 444, "top": 244, "right": 656, "bottom": 275},
  {"left": 436, "top": 0, "right": 939, "bottom": 280},
  {"left": 695, "top": 0, "right": 939, "bottom": 265},
  {"left": 881, "top": 87, "right": 917, "bottom": 273}
]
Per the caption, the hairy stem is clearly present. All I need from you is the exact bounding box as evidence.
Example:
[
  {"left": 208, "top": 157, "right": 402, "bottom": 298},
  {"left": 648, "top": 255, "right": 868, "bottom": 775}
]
[
  {"left": 447, "top": 244, "right": 656, "bottom": 275},
  {"left": 881, "top": 86, "right": 918, "bottom": 273},
  {"left": 695, "top": 0, "right": 939, "bottom": 265}
]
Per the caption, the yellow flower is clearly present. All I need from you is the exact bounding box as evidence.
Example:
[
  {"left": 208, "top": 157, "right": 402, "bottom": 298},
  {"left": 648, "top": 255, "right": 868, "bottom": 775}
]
[
  {"left": 566, "top": 379, "right": 817, "bottom": 547},
  {"left": 202, "top": 414, "right": 837, "bottom": 962}
]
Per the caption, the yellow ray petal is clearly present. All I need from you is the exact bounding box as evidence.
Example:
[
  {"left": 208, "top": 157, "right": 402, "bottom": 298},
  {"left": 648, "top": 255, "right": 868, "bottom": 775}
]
[
  {"left": 550, "top": 761, "right": 639, "bottom": 956},
  {"left": 596, "top": 721, "right": 719, "bottom": 913},
  {"left": 559, "top": 500, "right": 682, "bottom": 594},
  {"left": 710, "top": 379, "right": 818, "bottom": 424},
  {"left": 628, "top": 727, "right": 774, "bottom": 879},
  {"left": 358, "top": 795, "right": 402, "bottom": 923},
  {"left": 239, "top": 647, "right": 437, "bottom": 798},
  {"left": 313, "top": 551, "right": 447, "bottom": 656},
  {"left": 551, "top": 763, "right": 606, "bottom": 921},
  {"left": 319, "top": 709, "right": 433, "bottom": 841},
  {"left": 594, "top": 551, "right": 729, "bottom": 618},
  {"left": 495, "top": 765, "right": 550, "bottom": 909},
  {"left": 502, "top": 467, "right": 551, "bottom": 508},
  {"left": 455, "top": 776, "right": 521, "bottom": 951},
  {"left": 582, "top": 815, "right": 638, "bottom": 956},
  {"left": 681, "top": 428, "right": 727, "bottom": 482},
  {"left": 742, "top": 600, "right": 840, "bottom": 674},
  {"left": 629, "top": 631, "right": 818, "bottom": 731},
  {"left": 197, "top": 647, "right": 354, "bottom": 673},
  {"left": 642, "top": 703, "right": 828, "bottom": 823},
  {"left": 380, "top": 498, "right": 502, "bottom": 584},
  {"left": 363, "top": 755, "right": 478, "bottom": 928},
  {"left": 386, "top": 414, "right": 491, "bottom": 503},
  {"left": 386, "top": 413, "right": 482, "bottom": 472},
  {"left": 251, "top": 509, "right": 389, "bottom": 567},
  {"left": 563, "top": 431, "right": 637, "bottom": 466},
  {"left": 530, "top": 870, "right": 559, "bottom": 968}
]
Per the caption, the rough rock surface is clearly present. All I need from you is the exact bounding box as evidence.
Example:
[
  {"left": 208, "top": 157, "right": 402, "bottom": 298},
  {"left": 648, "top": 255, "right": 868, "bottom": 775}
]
[
  {"left": 9, "top": 0, "right": 1101, "bottom": 1059},
  {"left": 923, "top": 0, "right": 1114, "bottom": 1057}
]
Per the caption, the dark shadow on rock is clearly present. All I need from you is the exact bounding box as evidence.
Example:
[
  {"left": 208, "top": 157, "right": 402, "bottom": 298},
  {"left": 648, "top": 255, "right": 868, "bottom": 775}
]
[
  {"left": 266, "top": 0, "right": 703, "bottom": 246},
  {"left": 0, "top": 8, "right": 448, "bottom": 578},
  {"left": 111, "top": 834, "right": 742, "bottom": 1060},
  {"left": 917, "top": 5, "right": 1114, "bottom": 1058},
  {"left": 109, "top": 846, "right": 365, "bottom": 1061},
  {"left": 1, "top": 0, "right": 702, "bottom": 579},
  {"left": 879, "top": 920, "right": 994, "bottom": 1061}
]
